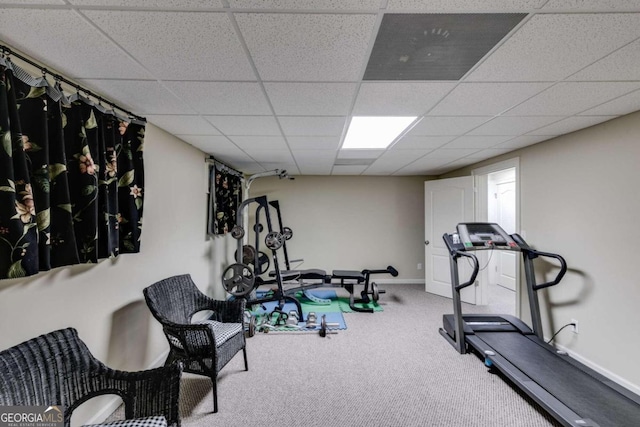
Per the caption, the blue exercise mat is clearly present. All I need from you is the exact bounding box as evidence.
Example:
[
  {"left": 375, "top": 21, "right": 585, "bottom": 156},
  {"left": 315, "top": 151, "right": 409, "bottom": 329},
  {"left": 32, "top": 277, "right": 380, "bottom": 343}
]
[{"left": 249, "top": 296, "right": 346, "bottom": 330}]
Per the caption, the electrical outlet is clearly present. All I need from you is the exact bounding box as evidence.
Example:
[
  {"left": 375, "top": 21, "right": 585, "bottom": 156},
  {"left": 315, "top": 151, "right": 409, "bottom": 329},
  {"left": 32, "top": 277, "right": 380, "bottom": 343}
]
[
  {"left": 571, "top": 319, "right": 579, "bottom": 334},
  {"left": 417, "top": 263, "right": 423, "bottom": 270}
]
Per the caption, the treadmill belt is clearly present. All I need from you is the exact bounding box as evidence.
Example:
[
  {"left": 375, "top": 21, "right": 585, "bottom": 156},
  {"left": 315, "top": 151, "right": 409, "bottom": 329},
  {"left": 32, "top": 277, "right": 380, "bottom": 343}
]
[{"left": 477, "top": 332, "right": 640, "bottom": 427}]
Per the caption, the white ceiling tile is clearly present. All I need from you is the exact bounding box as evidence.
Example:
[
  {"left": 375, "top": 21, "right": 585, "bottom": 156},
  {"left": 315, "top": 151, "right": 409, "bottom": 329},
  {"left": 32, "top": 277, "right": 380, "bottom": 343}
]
[
  {"left": 286, "top": 136, "right": 341, "bottom": 150},
  {"left": 497, "top": 135, "right": 553, "bottom": 149},
  {"left": 279, "top": 116, "right": 347, "bottom": 136},
  {"left": 578, "top": 90, "right": 640, "bottom": 116},
  {"left": 69, "top": 0, "right": 223, "bottom": 6},
  {"left": 0, "top": 9, "right": 152, "bottom": 80},
  {"left": 145, "top": 115, "right": 220, "bottom": 135},
  {"left": 466, "top": 148, "right": 514, "bottom": 159},
  {"left": 84, "top": 11, "right": 254, "bottom": 81},
  {"left": 292, "top": 150, "right": 337, "bottom": 162},
  {"left": 467, "top": 13, "right": 640, "bottom": 82},
  {"left": 1, "top": 0, "right": 64, "bottom": 3},
  {"left": 164, "top": 82, "right": 271, "bottom": 115},
  {"left": 235, "top": 13, "right": 376, "bottom": 81},
  {"left": 205, "top": 116, "right": 281, "bottom": 135},
  {"left": 391, "top": 135, "right": 453, "bottom": 150},
  {"left": 386, "top": 0, "right": 546, "bottom": 10},
  {"left": 79, "top": 79, "right": 194, "bottom": 114},
  {"left": 264, "top": 83, "right": 357, "bottom": 116},
  {"left": 338, "top": 150, "right": 384, "bottom": 159},
  {"left": 529, "top": 116, "right": 615, "bottom": 136},
  {"left": 422, "top": 148, "right": 480, "bottom": 159},
  {"left": 229, "top": 161, "right": 266, "bottom": 174},
  {"left": 331, "top": 165, "right": 368, "bottom": 175},
  {"left": 506, "top": 82, "right": 640, "bottom": 116},
  {"left": 297, "top": 162, "right": 334, "bottom": 175},
  {"left": 258, "top": 162, "right": 300, "bottom": 174},
  {"left": 541, "top": 0, "right": 640, "bottom": 10},
  {"left": 374, "top": 150, "right": 431, "bottom": 166},
  {"left": 352, "top": 82, "right": 456, "bottom": 116},
  {"left": 428, "top": 83, "right": 551, "bottom": 116},
  {"left": 244, "top": 150, "right": 294, "bottom": 163},
  {"left": 569, "top": 39, "right": 640, "bottom": 81},
  {"left": 443, "top": 136, "right": 512, "bottom": 149},
  {"left": 228, "top": 0, "right": 379, "bottom": 9},
  {"left": 176, "top": 135, "right": 250, "bottom": 159},
  {"left": 228, "top": 136, "right": 288, "bottom": 151},
  {"left": 467, "top": 116, "right": 564, "bottom": 135},
  {"left": 407, "top": 116, "right": 492, "bottom": 136}
]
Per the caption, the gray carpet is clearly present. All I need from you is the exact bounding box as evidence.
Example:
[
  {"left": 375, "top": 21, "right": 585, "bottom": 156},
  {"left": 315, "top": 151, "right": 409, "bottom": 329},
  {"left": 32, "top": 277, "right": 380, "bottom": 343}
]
[{"left": 109, "top": 284, "right": 559, "bottom": 426}]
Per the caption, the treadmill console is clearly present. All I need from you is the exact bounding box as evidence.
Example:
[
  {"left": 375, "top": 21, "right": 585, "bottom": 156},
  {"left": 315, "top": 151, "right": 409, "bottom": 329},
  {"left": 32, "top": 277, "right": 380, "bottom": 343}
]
[{"left": 456, "top": 223, "right": 520, "bottom": 251}]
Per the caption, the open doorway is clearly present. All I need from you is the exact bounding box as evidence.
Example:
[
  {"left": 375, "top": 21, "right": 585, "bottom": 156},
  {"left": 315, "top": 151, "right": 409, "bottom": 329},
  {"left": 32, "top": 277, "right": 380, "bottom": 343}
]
[{"left": 473, "top": 159, "right": 519, "bottom": 316}]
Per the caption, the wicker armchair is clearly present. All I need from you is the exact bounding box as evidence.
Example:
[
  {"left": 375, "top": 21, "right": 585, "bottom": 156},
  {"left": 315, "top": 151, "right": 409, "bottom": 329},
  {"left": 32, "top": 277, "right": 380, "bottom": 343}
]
[
  {"left": 143, "top": 274, "right": 247, "bottom": 413},
  {"left": 0, "top": 328, "right": 182, "bottom": 427}
]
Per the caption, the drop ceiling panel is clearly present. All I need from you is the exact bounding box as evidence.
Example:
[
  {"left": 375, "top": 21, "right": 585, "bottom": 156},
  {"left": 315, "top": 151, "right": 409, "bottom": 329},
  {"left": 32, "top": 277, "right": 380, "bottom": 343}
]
[
  {"left": 467, "top": 13, "right": 640, "bottom": 82},
  {"left": 84, "top": 11, "right": 255, "bottom": 81},
  {"left": 497, "top": 135, "right": 552, "bottom": 149},
  {"left": 297, "top": 162, "right": 334, "bottom": 175},
  {"left": 69, "top": 0, "right": 222, "bottom": 6},
  {"left": 428, "top": 82, "right": 551, "bottom": 115},
  {"left": 278, "top": 116, "right": 347, "bottom": 136},
  {"left": 364, "top": 13, "right": 526, "bottom": 80},
  {"left": 529, "top": 116, "right": 615, "bottom": 136},
  {"left": 264, "top": 83, "right": 357, "bottom": 116},
  {"left": 228, "top": 136, "right": 288, "bottom": 151},
  {"left": 578, "top": 90, "right": 640, "bottom": 116},
  {"left": 245, "top": 150, "right": 294, "bottom": 163},
  {"left": 375, "top": 149, "right": 432, "bottom": 163},
  {"left": 145, "top": 115, "right": 221, "bottom": 135},
  {"left": 541, "top": 0, "right": 640, "bottom": 10},
  {"left": 164, "top": 82, "right": 271, "bottom": 115},
  {"left": 205, "top": 116, "right": 281, "bottom": 135},
  {"left": 227, "top": 0, "right": 380, "bottom": 9},
  {"left": 286, "top": 136, "right": 341, "bottom": 151},
  {"left": 235, "top": 13, "right": 376, "bottom": 81},
  {"left": 352, "top": 82, "right": 456, "bottom": 116},
  {"left": 423, "top": 148, "right": 480, "bottom": 159},
  {"left": 386, "top": 0, "right": 547, "bottom": 10},
  {"left": 466, "top": 148, "right": 513, "bottom": 159},
  {"left": 443, "top": 135, "right": 512, "bottom": 149},
  {"left": 176, "top": 135, "right": 250, "bottom": 159},
  {"left": 467, "top": 116, "right": 563, "bottom": 135},
  {"left": 391, "top": 136, "right": 453, "bottom": 150},
  {"left": 506, "top": 82, "right": 640, "bottom": 116},
  {"left": 2, "top": 0, "right": 64, "bottom": 4},
  {"left": 292, "top": 150, "right": 338, "bottom": 162},
  {"left": 569, "top": 39, "right": 640, "bottom": 81},
  {"left": 0, "top": 8, "right": 152, "bottom": 80},
  {"left": 332, "top": 165, "right": 369, "bottom": 175},
  {"left": 407, "top": 116, "right": 492, "bottom": 135},
  {"left": 79, "top": 79, "right": 194, "bottom": 114},
  {"left": 338, "top": 150, "right": 385, "bottom": 159}
]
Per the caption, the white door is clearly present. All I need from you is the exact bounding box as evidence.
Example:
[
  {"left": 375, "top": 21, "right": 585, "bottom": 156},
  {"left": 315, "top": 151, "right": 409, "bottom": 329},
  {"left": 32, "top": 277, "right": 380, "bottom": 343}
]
[
  {"left": 496, "top": 181, "right": 517, "bottom": 291},
  {"left": 425, "top": 177, "right": 476, "bottom": 304}
]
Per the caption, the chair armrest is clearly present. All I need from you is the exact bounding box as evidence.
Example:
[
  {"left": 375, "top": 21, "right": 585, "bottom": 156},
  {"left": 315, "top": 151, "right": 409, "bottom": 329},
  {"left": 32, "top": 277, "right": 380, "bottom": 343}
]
[
  {"left": 68, "top": 361, "right": 182, "bottom": 427},
  {"left": 161, "top": 322, "right": 217, "bottom": 357},
  {"left": 197, "top": 297, "right": 245, "bottom": 324}
]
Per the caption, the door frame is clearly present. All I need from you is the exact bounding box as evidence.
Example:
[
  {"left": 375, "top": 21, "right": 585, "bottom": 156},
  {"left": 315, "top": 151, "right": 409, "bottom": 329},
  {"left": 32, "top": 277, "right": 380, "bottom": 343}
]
[{"left": 472, "top": 158, "right": 521, "bottom": 313}]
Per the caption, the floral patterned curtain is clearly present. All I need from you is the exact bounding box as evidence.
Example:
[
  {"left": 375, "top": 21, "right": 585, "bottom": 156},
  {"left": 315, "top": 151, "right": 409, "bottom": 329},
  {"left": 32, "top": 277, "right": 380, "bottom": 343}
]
[
  {"left": 0, "top": 63, "right": 145, "bottom": 280},
  {"left": 208, "top": 161, "right": 243, "bottom": 235}
]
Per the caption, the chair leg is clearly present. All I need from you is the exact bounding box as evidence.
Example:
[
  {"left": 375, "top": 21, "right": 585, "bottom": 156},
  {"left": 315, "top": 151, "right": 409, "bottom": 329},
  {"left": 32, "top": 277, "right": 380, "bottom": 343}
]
[
  {"left": 243, "top": 347, "right": 248, "bottom": 371},
  {"left": 212, "top": 377, "right": 218, "bottom": 413}
]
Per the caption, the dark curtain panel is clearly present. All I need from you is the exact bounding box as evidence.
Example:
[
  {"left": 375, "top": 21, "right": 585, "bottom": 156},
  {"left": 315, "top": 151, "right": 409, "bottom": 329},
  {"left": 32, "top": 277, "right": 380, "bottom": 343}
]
[
  {"left": 209, "top": 163, "right": 242, "bottom": 235},
  {"left": 0, "top": 65, "right": 145, "bottom": 279}
]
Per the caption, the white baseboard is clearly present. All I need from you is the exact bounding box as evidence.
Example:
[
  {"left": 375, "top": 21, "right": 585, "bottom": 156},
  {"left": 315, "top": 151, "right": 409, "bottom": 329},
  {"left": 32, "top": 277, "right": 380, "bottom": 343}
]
[
  {"left": 83, "top": 350, "right": 169, "bottom": 426},
  {"left": 374, "top": 278, "right": 425, "bottom": 285},
  {"left": 553, "top": 342, "right": 640, "bottom": 396}
]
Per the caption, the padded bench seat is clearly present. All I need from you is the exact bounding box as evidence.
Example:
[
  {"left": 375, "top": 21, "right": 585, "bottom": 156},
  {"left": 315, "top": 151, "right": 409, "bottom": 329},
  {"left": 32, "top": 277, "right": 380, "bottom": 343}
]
[
  {"left": 270, "top": 268, "right": 328, "bottom": 281},
  {"left": 332, "top": 270, "right": 365, "bottom": 282}
]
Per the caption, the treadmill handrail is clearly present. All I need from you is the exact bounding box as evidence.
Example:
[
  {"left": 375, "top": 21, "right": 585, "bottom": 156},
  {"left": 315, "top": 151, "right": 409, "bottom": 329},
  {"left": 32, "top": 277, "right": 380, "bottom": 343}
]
[
  {"left": 528, "top": 250, "right": 567, "bottom": 290},
  {"left": 454, "top": 251, "right": 479, "bottom": 291}
]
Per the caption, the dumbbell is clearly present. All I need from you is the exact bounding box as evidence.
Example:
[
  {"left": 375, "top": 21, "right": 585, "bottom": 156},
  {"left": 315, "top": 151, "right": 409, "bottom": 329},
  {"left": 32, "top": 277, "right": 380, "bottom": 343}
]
[{"left": 319, "top": 314, "right": 339, "bottom": 338}]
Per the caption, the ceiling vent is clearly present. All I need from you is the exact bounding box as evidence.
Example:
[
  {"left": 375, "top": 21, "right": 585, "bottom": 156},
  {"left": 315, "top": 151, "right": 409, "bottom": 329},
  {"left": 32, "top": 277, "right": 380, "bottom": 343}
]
[{"left": 364, "top": 13, "right": 527, "bottom": 81}]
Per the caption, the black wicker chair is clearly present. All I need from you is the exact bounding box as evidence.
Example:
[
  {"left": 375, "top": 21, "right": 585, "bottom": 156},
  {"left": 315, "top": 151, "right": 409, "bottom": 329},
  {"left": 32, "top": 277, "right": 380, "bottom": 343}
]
[
  {"left": 0, "top": 328, "right": 182, "bottom": 427},
  {"left": 143, "top": 274, "right": 247, "bottom": 413}
]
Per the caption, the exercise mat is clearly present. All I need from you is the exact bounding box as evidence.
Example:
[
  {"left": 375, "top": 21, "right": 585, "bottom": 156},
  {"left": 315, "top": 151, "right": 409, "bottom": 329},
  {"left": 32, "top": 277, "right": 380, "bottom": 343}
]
[{"left": 248, "top": 297, "right": 346, "bottom": 331}]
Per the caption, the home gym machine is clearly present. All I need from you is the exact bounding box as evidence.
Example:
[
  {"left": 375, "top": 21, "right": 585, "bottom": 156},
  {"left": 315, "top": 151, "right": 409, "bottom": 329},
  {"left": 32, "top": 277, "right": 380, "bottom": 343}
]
[
  {"left": 221, "top": 195, "right": 304, "bottom": 322},
  {"left": 267, "top": 200, "right": 397, "bottom": 312},
  {"left": 441, "top": 222, "right": 640, "bottom": 427}
]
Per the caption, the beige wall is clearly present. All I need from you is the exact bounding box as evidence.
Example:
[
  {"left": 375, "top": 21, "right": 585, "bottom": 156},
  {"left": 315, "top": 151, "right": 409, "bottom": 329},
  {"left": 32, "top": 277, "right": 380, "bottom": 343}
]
[
  {"left": 443, "top": 111, "right": 640, "bottom": 390},
  {"left": 0, "top": 124, "right": 235, "bottom": 424},
  {"left": 249, "top": 175, "right": 429, "bottom": 281}
]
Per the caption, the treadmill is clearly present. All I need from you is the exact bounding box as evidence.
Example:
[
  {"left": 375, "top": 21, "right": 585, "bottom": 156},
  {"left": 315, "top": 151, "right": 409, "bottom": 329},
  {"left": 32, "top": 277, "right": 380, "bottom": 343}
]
[{"left": 440, "top": 223, "right": 640, "bottom": 427}]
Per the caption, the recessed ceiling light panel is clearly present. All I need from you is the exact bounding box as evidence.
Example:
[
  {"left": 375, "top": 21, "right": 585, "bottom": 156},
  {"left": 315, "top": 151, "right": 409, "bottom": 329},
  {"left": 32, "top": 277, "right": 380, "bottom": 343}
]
[{"left": 342, "top": 116, "right": 417, "bottom": 149}]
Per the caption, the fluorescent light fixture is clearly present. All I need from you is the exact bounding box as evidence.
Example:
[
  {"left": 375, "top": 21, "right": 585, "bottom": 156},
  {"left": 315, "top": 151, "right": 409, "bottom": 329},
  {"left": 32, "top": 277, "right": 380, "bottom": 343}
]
[{"left": 342, "top": 116, "right": 417, "bottom": 149}]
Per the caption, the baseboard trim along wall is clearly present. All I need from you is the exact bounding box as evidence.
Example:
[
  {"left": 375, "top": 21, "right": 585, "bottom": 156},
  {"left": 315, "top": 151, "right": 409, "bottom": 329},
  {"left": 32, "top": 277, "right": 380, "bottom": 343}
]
[{"left": 554, "top": 342, "right": 640, "bottom": 397}]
